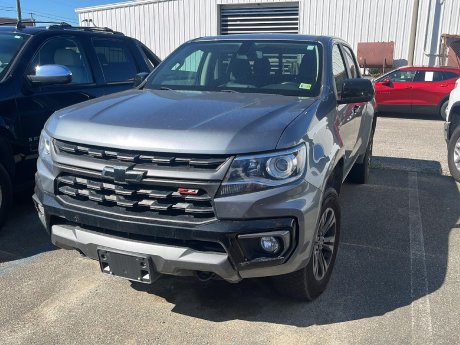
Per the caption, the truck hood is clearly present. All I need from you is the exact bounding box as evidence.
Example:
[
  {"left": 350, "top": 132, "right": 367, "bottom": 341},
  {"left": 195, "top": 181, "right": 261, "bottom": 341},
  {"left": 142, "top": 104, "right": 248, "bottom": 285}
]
[{"left": 46, "top": 89, "right": 317, "bottom": 154}]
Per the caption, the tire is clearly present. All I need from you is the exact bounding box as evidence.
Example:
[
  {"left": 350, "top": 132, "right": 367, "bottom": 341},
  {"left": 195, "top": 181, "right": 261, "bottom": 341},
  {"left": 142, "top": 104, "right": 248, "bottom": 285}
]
[
  {"left": 348, "top": 132, "right": 373, "bottom": 184},
  {"left": 272, "top": 189, "right": 341, "bottom": 301},
  {"left": 0, "top": 162, "right": 13, "bottom": 229},
  {"left": 440, "top": 100, "right": 449, "bottom": 120},
  {"left": 448, "top": 126, "right": 460, "bottom": 183}
]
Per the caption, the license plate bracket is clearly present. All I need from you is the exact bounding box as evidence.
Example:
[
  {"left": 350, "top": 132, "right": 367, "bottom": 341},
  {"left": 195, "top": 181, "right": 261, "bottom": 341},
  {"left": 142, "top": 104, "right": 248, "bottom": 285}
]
[{"left": 98, "top": 249, "right": 153, "bottom": 283}]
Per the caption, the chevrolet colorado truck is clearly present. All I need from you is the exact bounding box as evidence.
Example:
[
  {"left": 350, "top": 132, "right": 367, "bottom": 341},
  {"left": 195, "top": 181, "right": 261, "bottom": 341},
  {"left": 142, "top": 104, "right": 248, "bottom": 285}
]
[{"left": 34, "top": 34, "right": 376, "bottom": 301}]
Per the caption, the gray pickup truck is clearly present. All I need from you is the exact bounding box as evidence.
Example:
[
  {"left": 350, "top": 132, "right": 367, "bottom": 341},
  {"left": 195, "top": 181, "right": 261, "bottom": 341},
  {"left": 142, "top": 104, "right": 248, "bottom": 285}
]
[{"left": 33, "top": 34, "right": 376, "bottom": 301}]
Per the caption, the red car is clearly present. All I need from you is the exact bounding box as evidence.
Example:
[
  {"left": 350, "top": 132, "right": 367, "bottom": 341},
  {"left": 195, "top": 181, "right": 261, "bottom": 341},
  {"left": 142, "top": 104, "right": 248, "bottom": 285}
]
[{"left": 374, "top": 66, "right": 460, "bottom": 119}]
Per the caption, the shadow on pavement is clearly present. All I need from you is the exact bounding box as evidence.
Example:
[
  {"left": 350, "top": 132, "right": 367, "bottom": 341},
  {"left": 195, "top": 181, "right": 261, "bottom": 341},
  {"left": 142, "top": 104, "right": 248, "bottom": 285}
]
[
  {"left": 378, "top": 112, "right": 442, "bottom": 121},
  {"left": 0, "top": 192, "right": 55, "bottom": 264},
  {"left": 131, "top": 168, "right": 460, "bottom": 327},
  {"left": 372, "top": 156, "right": 442, "bottom": 175}
]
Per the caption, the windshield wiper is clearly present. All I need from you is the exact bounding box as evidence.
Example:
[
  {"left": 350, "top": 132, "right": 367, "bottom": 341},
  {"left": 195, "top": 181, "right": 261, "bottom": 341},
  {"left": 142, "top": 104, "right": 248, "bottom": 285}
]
[
  {"left": 157, "top": 86, "right": 174, "bottom": 91},
  {"left": 219, "top": 89, "right": 240, "bottom": 93}
]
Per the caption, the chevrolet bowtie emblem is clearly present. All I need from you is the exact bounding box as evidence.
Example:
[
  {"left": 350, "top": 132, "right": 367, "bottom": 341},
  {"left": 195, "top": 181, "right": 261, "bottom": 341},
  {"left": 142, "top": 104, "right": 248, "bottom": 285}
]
[{"left": 101, "top": 165, "right": 147, "bottom": 184}]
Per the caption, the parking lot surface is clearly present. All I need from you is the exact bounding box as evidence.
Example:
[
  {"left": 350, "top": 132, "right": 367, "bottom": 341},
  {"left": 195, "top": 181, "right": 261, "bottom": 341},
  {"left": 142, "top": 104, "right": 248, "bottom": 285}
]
[
  {"left": 1, "top": 117, "right": 459, "bottom": 345},
  {"left": 373, "top": 115, "right": 448, "bottom": 175}
]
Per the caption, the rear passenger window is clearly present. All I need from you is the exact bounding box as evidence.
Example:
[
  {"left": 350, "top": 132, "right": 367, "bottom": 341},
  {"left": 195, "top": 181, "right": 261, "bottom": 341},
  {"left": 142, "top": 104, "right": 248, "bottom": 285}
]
[
  {"left": 443, "top": 71, "right": 460, "bottom": 80},
  {"left": 93, "top": 38, "right": 138, "bottom": 83},
  {"left": 342, "top": 46, "right": 360, "bottom": 78},
  {"left": 332, "top": 45, "right": 347, "bottom": 97},
  {"left": 414, "top": 71, "right": 444, "bottom": 82}
]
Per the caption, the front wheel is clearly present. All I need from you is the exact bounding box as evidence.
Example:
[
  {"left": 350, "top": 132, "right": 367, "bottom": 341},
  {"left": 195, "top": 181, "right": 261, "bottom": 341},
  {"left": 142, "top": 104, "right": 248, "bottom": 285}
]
[
  {"left": 448, "top": 126, "right": 460, "bottom": 182},
  {"left": 0, "top": 163, "right": 13, "bottom": 229},
  {"left": 272, "top": 189, "right": 341, "bottom": 301}
]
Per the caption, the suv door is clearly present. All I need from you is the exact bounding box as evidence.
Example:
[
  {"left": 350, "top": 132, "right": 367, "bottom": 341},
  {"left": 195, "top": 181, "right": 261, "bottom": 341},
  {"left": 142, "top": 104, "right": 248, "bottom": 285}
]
[
  {"left": 91, "top": 37, "right": 144, "bottom": 94},
  {"left": 16, "top": 35, "right": 107, "bottom": 156},
  {"left": 374, "top": 69, "right": 416, "bottom": 113},
  {"left": 411, "top": 70, "right": 454, "bottom": 114}
]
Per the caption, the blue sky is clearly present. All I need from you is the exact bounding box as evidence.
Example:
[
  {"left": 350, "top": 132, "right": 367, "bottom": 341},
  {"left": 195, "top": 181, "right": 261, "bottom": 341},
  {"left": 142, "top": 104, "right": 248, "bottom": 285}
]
[{"left": 0, "top": 0, "right": 122, "bottom": 25}]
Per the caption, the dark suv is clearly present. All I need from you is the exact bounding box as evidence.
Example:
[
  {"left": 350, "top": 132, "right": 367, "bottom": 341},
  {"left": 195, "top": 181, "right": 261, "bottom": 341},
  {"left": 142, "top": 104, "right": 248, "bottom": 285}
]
[{"left": 0, "top": 23, "right": 160, "bottom": 227}]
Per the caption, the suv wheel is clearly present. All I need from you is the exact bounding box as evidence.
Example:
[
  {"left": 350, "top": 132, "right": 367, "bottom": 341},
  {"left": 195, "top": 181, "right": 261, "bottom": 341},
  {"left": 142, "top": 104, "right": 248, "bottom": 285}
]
[
  {"left": 272, "top": 189, "right": 341, "bottom": 301},
  {"left": 440, "top": 100, "right": 449, "bottom": 120},
  {"left": 448, "top": 126, "right": 460, "bottom": 182},
  {"left": 0, "top": 162, "right": 13, "bottom": 229}
]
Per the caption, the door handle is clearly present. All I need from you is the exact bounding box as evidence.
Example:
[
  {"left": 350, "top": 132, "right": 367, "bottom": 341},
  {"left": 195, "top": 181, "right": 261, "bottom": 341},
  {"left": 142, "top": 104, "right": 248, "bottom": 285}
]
[
  {"left": 405, "top": 86, "right": 412, "bottom": 89},
  {"left": 440, "top": 84, "right": 448, "bottom": 87}
]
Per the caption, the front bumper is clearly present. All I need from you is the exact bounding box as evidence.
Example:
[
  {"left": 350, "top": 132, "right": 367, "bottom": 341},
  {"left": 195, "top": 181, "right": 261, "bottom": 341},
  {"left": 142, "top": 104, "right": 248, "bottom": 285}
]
[{"left": 34, "top": 156, "right": 322, "bottom": 283}]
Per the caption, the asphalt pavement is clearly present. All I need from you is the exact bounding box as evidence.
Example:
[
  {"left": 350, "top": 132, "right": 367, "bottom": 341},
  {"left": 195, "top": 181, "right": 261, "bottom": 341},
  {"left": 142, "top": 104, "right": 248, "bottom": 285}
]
[{"left": 0, "top": 115, "right": 459, "bottom": 345}]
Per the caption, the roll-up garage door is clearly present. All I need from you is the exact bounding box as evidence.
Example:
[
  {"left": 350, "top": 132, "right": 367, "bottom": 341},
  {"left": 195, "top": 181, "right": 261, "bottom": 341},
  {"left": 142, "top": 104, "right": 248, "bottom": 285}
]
[{"left": 220, "top": 3, "right": 299, "bottom": 35}]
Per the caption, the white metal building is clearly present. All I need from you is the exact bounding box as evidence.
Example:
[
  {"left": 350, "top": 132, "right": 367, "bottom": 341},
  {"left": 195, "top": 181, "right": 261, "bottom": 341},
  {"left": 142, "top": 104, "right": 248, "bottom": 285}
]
[{"left": 76, "top": 0, "right": 460, "bottom": 67}]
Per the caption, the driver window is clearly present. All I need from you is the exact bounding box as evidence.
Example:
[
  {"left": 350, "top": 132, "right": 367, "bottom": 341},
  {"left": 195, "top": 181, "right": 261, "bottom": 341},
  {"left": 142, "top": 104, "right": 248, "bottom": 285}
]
[
  {"left": 387, "top": 70, "right": 416, "bottom": 82},
  {"left": 30, "top": 37, "right": 93, "bottom": 84}
]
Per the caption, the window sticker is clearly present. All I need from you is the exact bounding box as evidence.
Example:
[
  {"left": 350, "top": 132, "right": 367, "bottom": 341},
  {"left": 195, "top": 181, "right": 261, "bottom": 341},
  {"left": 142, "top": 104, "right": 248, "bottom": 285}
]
[
  {"left": 299, "top": 83, "right": 312, "bottom": 90},
  {"left": 425, "top": 71, "right": 434, "bottom": 82}
]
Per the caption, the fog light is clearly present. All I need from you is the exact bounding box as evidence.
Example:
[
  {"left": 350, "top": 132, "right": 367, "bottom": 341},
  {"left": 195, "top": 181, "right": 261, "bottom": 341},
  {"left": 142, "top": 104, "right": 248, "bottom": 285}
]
[{"left": 260, "top": 236, "right": 280, "bottom": 254}]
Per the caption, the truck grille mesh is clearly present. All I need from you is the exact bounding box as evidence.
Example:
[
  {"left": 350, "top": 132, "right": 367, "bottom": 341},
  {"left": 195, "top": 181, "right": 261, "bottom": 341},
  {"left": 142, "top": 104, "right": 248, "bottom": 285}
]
[
  {"left": 56, "top": 174, "right": 216, "bottom": 223},
  {"left": 54, "top": 140, "right": 229, "bottom": 171}
]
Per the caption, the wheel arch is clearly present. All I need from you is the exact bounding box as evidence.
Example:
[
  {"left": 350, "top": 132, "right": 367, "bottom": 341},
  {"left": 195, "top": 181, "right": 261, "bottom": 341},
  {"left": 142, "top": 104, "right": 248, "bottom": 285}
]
[{"left": 449, "top": 102, "right": 460, "bottom": 139}]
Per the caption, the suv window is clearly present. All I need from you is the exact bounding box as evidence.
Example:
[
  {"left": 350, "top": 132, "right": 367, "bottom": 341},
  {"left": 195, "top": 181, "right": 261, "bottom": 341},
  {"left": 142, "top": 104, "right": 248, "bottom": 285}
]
[
  {"left": 387, "top": 70, "right": 416, "bottom": 82},
  {"left": 414, "top": 70, "right": 444, "bottom": 82},
  {"left": 93, "top": 38, "right": 138, "bottom": 83},
  {"left": 137, "top": 42, "right": 159, "bottom": 71},
  {"left": 332, "top": 45, "right": 347, "bottom": 96},
  {"left": 30, "top": 37, "right": 93, "bottom": 84},
  {"left": 342, "top": 46, "right": 359, "bottom": 79},
  {"left": 443, "top": 71, "right": 460, "bottom": 80},
  {"left": 0, "top": 33, "right": 28, "bottom": 80}
]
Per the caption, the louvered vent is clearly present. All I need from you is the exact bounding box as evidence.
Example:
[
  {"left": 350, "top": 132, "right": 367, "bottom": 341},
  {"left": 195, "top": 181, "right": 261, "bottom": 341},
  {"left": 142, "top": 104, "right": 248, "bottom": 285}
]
[{"left": 220, "top": 3, "right": 299, "bottom": 35}]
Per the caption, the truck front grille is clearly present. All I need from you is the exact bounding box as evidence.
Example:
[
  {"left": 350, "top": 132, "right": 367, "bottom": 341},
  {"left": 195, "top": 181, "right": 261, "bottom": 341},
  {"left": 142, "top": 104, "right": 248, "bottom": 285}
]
[
  {"left": 54, "top": 140, "right": 229, "bottom": 171},
  {"left": 56, "top": 173, "right": 216, "bottom": 223}
]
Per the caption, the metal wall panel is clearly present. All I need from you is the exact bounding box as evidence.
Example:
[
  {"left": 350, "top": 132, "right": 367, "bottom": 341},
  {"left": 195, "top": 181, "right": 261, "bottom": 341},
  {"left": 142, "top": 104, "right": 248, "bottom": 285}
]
[
  {"left": 220, "top": 3, "right": 299, "bottom": 34},
  {"left": 415, "top": 0, "right": 460, "bottom": 66},
  {"left": 77, "top": 0, "right": 460, "bottom": 66}
]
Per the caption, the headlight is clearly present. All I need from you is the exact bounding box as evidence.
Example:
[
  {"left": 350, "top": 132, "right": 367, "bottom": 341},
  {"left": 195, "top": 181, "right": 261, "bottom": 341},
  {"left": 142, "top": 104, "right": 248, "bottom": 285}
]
[
  {"left": 217, "top": 144, "right": 306, "bottom": 197},
  {"left": 38, "top": 130, "right": 52, "bottom": 156}
]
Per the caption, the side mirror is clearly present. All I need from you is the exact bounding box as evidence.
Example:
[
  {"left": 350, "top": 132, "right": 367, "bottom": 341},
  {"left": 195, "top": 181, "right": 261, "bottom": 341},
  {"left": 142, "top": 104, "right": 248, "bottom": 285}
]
[
  {"left": 27, "top": 65, "right": 72, "bottom": 85},
  {"left": 133, "top": 72, "right": 149, "bottom": 87},
  {"left": 380, "top": 78, "right": 392, "bottom": 86},
  {"left": 338, "top": 78, "right": 375, "bottom": 104}
]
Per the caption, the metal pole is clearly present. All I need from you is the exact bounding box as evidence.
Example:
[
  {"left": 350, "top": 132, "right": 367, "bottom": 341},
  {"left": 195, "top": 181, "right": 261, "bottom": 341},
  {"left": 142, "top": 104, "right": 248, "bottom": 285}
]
[
  {"left": 408, "top": 0, "right": 420, "bottom": 66},
  {"left": 16, "top": 0, "right": 22, "bottom": 22}
]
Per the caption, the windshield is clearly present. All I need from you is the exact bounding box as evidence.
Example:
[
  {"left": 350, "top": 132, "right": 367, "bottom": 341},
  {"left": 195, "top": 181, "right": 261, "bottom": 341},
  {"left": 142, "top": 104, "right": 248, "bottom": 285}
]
[
  {"left": 144, "top": 40, "right": 322, "bottom": 97},
  {"left": 0, "top": 33, "right": 28, "bottom": 80}
]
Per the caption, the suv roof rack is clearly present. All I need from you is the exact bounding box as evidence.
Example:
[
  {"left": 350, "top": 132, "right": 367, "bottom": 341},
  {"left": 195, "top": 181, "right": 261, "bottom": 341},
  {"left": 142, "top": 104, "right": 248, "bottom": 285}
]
[
  {"left": 0, "top": 21, "right": 124, "bottom": 35},
  {"left": 47, "top": 23, "right": 124, "bottom": 35}
]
